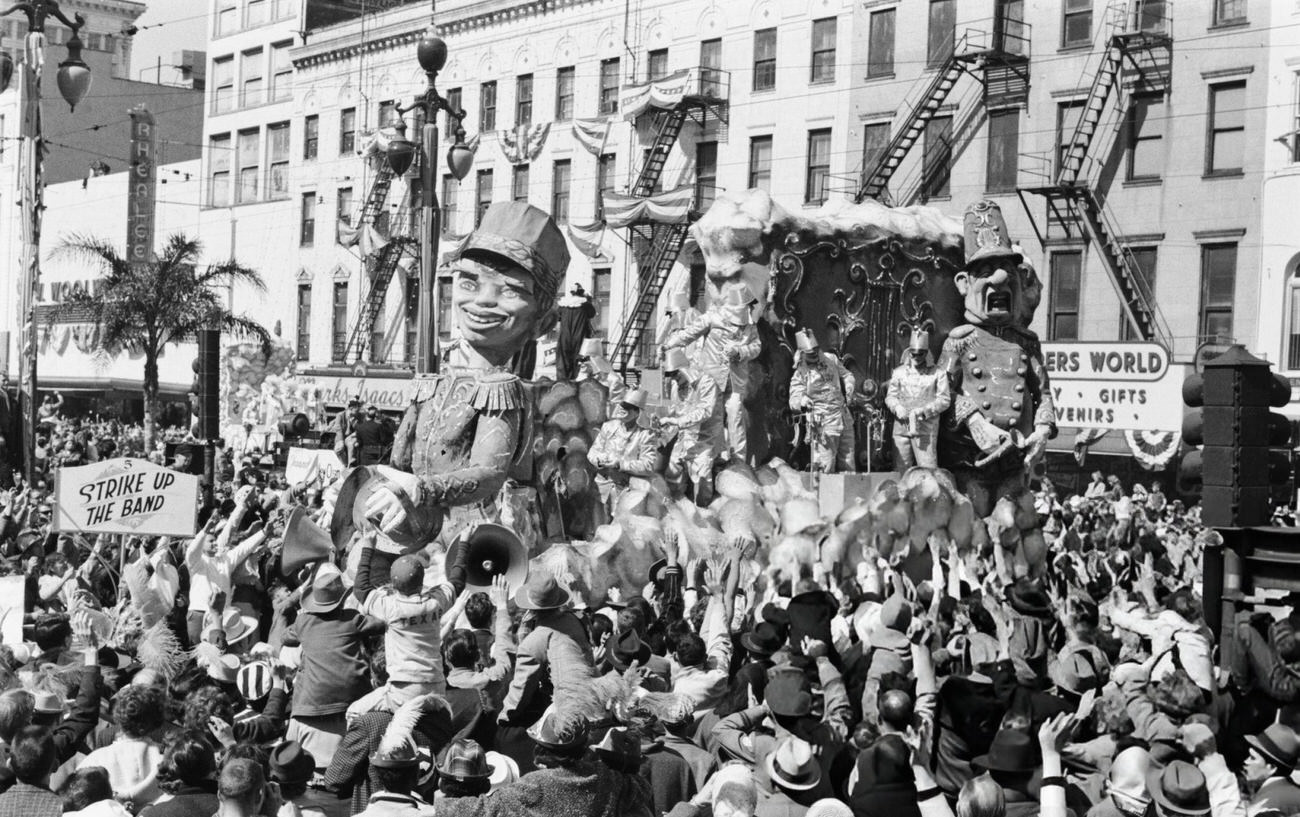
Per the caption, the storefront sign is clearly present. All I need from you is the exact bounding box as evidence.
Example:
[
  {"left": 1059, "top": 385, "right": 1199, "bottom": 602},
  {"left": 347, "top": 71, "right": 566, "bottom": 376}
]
[
  {"left": 38, "top": 278, "right": 101, "bottom": 303},
  {"left": 128, "top": 106, "right": 157, "bottom": 264},
  {"left": 295, "top": 373, "right": 419, "bottom": 412},
  {"left": 53, "top": 458, "right": 199, "bottom": 536},
  {"left": 1042, "top": 342, "right": 1184, "bottom": 431},
  {"left": 285, "top": 447, "right": 345, "bottom": 487}
]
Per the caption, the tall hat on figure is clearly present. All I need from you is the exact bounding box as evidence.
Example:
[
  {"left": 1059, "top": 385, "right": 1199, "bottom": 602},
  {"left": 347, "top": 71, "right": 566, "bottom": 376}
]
[
  {"left": 662, "top": 348, "right": 691, "bottom": 373},
  {"left": 962, "top": 200, "right": 1023, "bottom": 266},
  {"left": 720, "top": 286, "right": 755, "bottom": 326},
  {"left": 579, "top": 337, "right": 612, "bottom": 374},
  {"left": 795, "top": 329, "right": 819, "bottom": 353}
]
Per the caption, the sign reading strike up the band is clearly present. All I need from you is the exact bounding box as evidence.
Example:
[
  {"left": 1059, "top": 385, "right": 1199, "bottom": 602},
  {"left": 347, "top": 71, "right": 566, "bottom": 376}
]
[
  {"left": 53, "top": 458, "right": 199, "bottom": 536},
  {"left": 1042, "top": 342, "right": 1185, "bottom": 432},
  {"left": 127, "top": 106, "right": 156, "bottom": 264}
]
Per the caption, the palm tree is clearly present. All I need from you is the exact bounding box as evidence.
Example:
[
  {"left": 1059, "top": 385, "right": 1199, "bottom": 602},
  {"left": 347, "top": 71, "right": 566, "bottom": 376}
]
[{"left": 52, "top": 233, "right": 272, "bottom": 449}]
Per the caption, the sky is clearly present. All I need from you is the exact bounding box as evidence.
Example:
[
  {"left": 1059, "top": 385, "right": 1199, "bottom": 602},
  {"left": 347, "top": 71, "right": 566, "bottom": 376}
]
[{"left": 129, "top": 0, "right": 210, "bottom": 85}]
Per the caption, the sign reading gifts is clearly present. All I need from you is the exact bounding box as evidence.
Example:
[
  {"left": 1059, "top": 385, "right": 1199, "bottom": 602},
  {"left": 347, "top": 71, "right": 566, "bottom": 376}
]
[
  {"left": 1042, "top": 342, "right": 1185, "bottom": 432},
  {"left": 53, "top": 458, "right": 199, "bottom": 536}
]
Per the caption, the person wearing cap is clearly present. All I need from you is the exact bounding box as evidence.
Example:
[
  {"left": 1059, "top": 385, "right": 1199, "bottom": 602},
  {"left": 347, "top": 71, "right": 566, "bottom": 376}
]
[
  {"left": 267, "top": 741, "right": 328, "bottom": 817},
  {"left": 663, "top": 284, "right": 761, "bottom": 463},
  {"left": 936, "top": 200, "right": 1056, "bottom": 515},
  {"left": 576, "top": 338, "right": 628, "bottom": 406},
  {"left": 184, "top": 496, "right": 271, "bottom": 646},
  {"left": 229, "top": 659, "right": 291, "bottom": 746},
  {"left": 789, "top": 329, "right": 857, "bottom": 474},
  {"left": 434, "top": 738, "right": 495, "bottom": 803},
  {"left": 330, "top": 400, "right": 362, "bottom": 466},
  {"left": 556, "top": 283, "right": 597, "bottom": 381},
  {"left": 363, "top": 201, "right": 569, "bottom": 548},
  {"left": 659, "top": 349, "right": 724, "bottom": 505},
  {"left": 588, "top": 388, "right": 660, "bottom": 516},
  {"left": 885, "top": 326, "right": 950, "bottom": 470}
]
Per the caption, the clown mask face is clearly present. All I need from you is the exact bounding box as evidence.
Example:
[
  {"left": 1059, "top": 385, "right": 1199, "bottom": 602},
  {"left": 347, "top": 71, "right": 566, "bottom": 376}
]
[
  {"left": 954, "top": 258, "right": 1021, "bottom": 326},
  {"left": 452, "top": 256, "right": 545, "bottom": 361}
]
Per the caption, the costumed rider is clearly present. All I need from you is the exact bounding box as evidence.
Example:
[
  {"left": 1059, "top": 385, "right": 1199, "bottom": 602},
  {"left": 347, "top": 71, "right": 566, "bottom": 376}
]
[
  {"left": 576, "top": 337, "right": 627, "bottom": 407},
  {"left": 587, "top": 388, "right": 659, "bottom": 516},
  {"left": 788, "top": 329, "right": 856, "bottom": 474},
  {"left": 661, "top": 285, "right": 760, "bottom": 463},
  {"left": 344, "top": 201, "right": 570, "bottom": 583},
  {"left": 937, "top": 200, "right": 1057, "bottom": 515},
  {"left": 659, "top": 348, "right": 724, "bottom": 506},
  {"left": 885, "top": 327, "right": 950, "bottom": 469}
]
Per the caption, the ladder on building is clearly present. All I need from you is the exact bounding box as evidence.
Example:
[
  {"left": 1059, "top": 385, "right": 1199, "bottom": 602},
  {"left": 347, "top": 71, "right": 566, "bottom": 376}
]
[
  {"left": 632, "top": 109, "right": 689, "bottom": 198},
  {"left": 359, "top": 163, "right": 397, "bottom": 226},
  {"left": 341, "top": 237, "right": 415, "bottom": 364},
  {"left": 856, "top": 42, "right": 967, "bottom": 203},
  {"left": 610, "top": 221, "right": 691, "bottom": 372}
]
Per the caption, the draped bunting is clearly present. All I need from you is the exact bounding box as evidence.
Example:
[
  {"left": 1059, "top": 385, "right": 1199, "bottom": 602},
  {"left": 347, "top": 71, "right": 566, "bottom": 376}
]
[
  {"left": 336, "top": 221, "right": 386, "bottom": 255},
  {"left": 566, "top": 221, "right": 608, "bottom": 259},
  {"left": 601, "top": 185, "right": 695, "bottom": 228},
  {"left": 498, "top": 123, "right": 551, "bottom": 164},
  {"left": 1072, "top": 427, "right": 1109, "bottom": 466},
  {"left": 619, "top": 69, "right": 694, "bottom": 121},
  {"left": 572, "top": 117, "right": 611, "bottom": 156},
  {"left": 1124, "top": 430, "right": 1181, "bottom": 471}
]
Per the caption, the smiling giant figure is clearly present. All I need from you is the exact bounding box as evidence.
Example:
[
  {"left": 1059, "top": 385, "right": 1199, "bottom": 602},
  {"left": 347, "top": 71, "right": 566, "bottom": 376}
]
[{"left": 937, "top": 200, "right": 1057, "bottom": 516}]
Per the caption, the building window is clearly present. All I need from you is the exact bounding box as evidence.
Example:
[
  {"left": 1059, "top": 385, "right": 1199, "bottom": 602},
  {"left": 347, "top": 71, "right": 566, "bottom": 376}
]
[
  {"left": 437, "top": 277, "right": 453, "bottom": 341},
  {"left": 1288, "top": 266, "right": 1300, "bottom": 369},
  {"left": 1135, "top": 0, "right": 1168, "bottom": 32},
  {"left": 1056, "top": 100, "right": 1084, "bottom": 173},
  {"left": 337, "top": 186, "right": 353, "bottom": 228},
  {"left": 271, "top": 41, "right": 292, "bottom": 101},
  {"left": 862, "top": 122, "right": 890, "bottom": 181},
  {"left": 267, "top": 121, "right": 290, "bottom": 199},
  {"left": 1126, "top": 93, "right": 1165, "bottom": 180},
  {"left": 245, "top": 0, "right": 267, "bottom": 28},
  {"left": 1292, "top": 76, "right": 1300, "bottom": 163},
  {"left": 213, "top": 56, "right": 234, "bottom": 113},
  {"left": 216, "top": 2, "right": 237, "bottom": 37},
  {"left": 986, "top": 108, "right": 1019, "bottom": 192},
  {"left": 928, "top": 0, "right": 956, "bottom": 67},
  {"left": 1120, "top": 246, "right": 1158, "bottom": 341},
  {"left": 868, "top": 10, "right": 895, "bottom": 78},
  {"left": 599, "top": 58, "right": 620, "bottom": 115},
  {"left": 753, "top": 28, "right": 776, "bottom": 91},
  {"left": 1049, "top": 251, "right": 1082, "bottom": 340},
  {"left": 597, "top": 153, "right": 616, "bottom": 219},
  {"left": 296, "top": 284, "right": 312, "bottom": 361},
  {"left": 480, "top": 81, "right": 497, "bottom": 131},
  {"left": 377, "top": 99, "right": 397, "bottom": 129},
  {"left": 700, "top": 38, "right": 723, "bottom": 96},
  {"left": 805, "top": 129, "right": 832, "bottom": 205},
  {"left": 240, "top": 47, "right": 263, "bottom": 108},
  {"left": 922, "top": 115, "right": 953, "bottom": 200},
  {"left": 446, "top": 88, "right": 462, "bottom": 132},
  {"left": 475, "top": 169, "right": 493, "bottom": 227},
  {"left": 236, "top": 128, "right": 259, "bottom": 204},
  {"left": 209, "top": 133, "right": 231, "bottom": 207},
  {"left": 810, "top": 17, "right": 836, "bottom": 83},
  {"left": 647, "top": 48, "right": 668, "bottom": 81},
  {"left": 593, "top": 269, "right": 611, "bottom": 334},
  {"left": 304, "top": 114, "right": 318, "bottom": 160},
  {"left": 275, "top": 0, "right": 295, "bottom": 19},
  {"left": 1207, "top": 81, "right": 1245, "bottom": 175},
  {"left": 339, "top": 107, "right": 356, "bottom": 155},
  {"left": 404, "top": 278, "right": 419, "bottom": 364},
  {"left": 515, "top": 74, "right": 533, "bottom": 127},
  {"left": 1213, "top": 0, "right": 1246, "bottom": 26},
  {"left": 1200, "top": 243, "right": 1237, "bottom": 341},
  {"left": 441, "top": 174, "right": 458, "bottom": 235},
  {"left": 301, "top": 193, "right": 316, "bottom": 245},
  {"left": 696, "top": 141, "right": 717, "bottom": 212},
  {"left": 552, "top": 160, "right": 572, "bottom": 222},
  {"left": 512, "top": 164, "right": 530, "bottom": 202},
  {"left": 1062, "top": 0, "right": 1092, "bottom": 47},
  {"left": 555, "top": 68, "right": 574, "bottom": 121},
  {"left": 331, "top": 282, "right": 348, "bottom": 364},
  {"left": 749, "top": 136, "right": 773, "bottom": 190}
]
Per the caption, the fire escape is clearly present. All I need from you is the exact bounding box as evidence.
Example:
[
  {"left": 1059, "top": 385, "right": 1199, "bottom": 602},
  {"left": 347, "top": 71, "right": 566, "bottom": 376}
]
[
  {"left": 855, "top": 18, "right": 1031, "bottom": 204},
  {"left": 1018, "top": 0, "right": 1174, "bottom": 347},
  {"left": 339, "top": 162, "right": 417, "bottom": 365},
  {"left": 609, "top": 67, "right": 730, "bottom": 374}
]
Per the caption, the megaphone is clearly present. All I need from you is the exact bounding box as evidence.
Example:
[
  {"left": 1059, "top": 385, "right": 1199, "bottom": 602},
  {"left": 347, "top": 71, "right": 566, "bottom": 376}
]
[
  {"left": 446, "top": 523, "right": 529, "bottom": 592},
  {"left": 281, "top": 506, "right": 336, "bottom": 577},
  {"left": 278, "top": 412, "right": 312, "bottom": 438}
]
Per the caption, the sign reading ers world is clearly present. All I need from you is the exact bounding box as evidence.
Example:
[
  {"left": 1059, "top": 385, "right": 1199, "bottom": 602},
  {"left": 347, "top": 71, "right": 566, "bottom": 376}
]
[{"left": 1042, "top": 342, "right": 1185, "bottom": 432}]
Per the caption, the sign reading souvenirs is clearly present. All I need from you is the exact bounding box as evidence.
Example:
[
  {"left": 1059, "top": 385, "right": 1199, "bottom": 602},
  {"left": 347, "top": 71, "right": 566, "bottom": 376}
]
[
  {"left": 1042, "top": 342, "right": 1184, "bottom": 431},
  {"left": 53, "top": 458, "right": 199, "bottom": 536},
  {"left": 127, "top": 105, "right": 157, "bottom": 264}
]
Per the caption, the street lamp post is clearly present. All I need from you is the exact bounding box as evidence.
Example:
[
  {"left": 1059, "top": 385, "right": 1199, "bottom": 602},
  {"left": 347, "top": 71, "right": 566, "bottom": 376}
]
[
  {"left": 0, "top": 1, "right": 93, "bottom": 481},
  {"left": 386, "top": 30, "right": 472, "bottom": 376}
]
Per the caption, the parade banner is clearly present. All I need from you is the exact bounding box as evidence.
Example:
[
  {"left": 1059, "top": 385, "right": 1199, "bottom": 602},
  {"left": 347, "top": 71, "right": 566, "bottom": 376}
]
[
  {"left": 285, "top": 447, "right": 345, "bottom": 487},
  {"left": 52, "top": 458, "right": 199, "bottom": 536},
  {"left": 1042, "top": 341, "right": 1185, "bottom": 432}
]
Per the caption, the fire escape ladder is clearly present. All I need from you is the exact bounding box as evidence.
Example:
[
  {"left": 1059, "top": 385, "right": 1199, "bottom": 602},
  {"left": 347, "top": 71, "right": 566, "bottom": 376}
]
[
  {"left": 1056, "top": 39, "right": 1124, "bottom": 188},
  {"left": 342, "top": 238, "right": 413, "bottom": 364},
  {"left": 856, "top": 42, "right": 967, "bottom": 203},
  {"left": 631, "top": 108, "right": 689, "bottom": 198},
  {"left": 610, "top": 221, "right": 691, "bottom": 372},
  {"left": 359, "top": 163, "right": 397, "bottom": 225}
]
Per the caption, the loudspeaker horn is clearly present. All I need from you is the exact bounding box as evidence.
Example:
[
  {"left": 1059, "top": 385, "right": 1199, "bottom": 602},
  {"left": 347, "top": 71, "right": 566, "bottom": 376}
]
[
  {"left": 446, "top": 523, "right": 529, "bottom": 592},
  {"left": 281, "top": 505, "right": 335, "bottom": 577}
]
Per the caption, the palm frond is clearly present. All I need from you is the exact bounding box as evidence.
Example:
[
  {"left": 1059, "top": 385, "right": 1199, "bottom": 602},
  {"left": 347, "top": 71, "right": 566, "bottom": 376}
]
[{"left": 194, "top": 258, "right": 268, "bottom": 292}]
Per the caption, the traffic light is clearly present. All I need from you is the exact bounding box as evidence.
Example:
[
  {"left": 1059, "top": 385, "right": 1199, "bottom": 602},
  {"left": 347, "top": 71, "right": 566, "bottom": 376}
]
[
  {"left": 1180, "top": 345, "right": 1291, "bottom": 528},
  {"left": 189, "top": 329, "right": 221, "bottom": 443}
]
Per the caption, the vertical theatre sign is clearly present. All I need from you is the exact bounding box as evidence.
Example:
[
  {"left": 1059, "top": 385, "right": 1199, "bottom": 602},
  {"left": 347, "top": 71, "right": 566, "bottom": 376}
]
[{"left": 128, "top": 105, "right": 156, "bottom": 262}]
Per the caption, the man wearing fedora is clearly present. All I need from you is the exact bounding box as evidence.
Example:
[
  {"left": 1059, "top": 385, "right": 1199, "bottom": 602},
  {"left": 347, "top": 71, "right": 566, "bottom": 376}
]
[
  {"left": 1243, "top": 722, "right": 1300, "bottom": 813},
  {"left": 588, "top": 388, "right": 660, "bottom": 517},
  {"left": 659, "top": 349, "right": 724, "bottom": 506},
  {"left": 663, "top": 284, "right": 761, "bottom": 463},
  {"left": 789, "top": 329, "right": 856, "bottom": 474}
]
